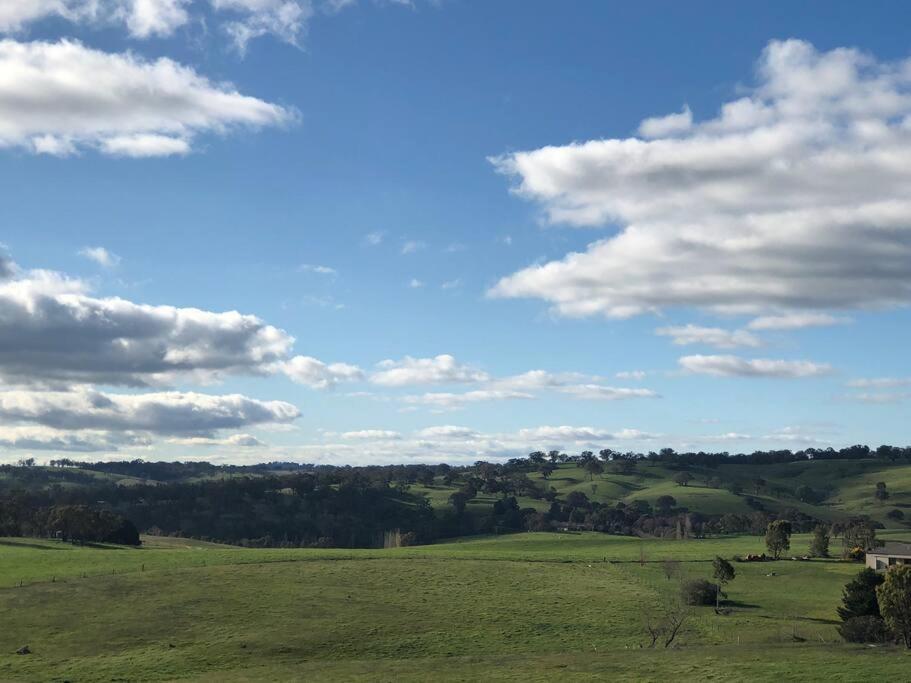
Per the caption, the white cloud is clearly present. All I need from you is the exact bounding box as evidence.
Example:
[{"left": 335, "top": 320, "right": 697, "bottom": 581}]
[
  {"left": 0, "top": 425, "right": 150, "bottom": 452},
  {"left": 415, "top": 425, "right": 478, "bottom": 439},
  {"left": 516, "top": 425, "right": 657, "bottom": 442},
  {"left": 441, "top": 278, "right": 461, "bottom": 290},
  {"left": 847, "top": 377, "right": 911, "bottom": 389},
  {"left": 169, "top": 433, "right": 267, "bottom": 447},
  {"left": 490, "top": 40, "right": 911, "bottom": 318},
  {"left": 363, "top": 231, "right": 385, "bottom": 246},
  {"left": 100, "top": 134, "right": 191, "bottom": 157},
  {"left": 340, "top": 429, "right": 401, "bottom": 440},
  {"left": 402, "top": 389, "right": 533, "bottom": 410},
  {"left": 124, "top": 0, "right": 191, "bottom": 37},
  {"left": 679, "top": 354, "right": 832, "bottom": 378},
  {"left": 616, "top": 370, "right": 646, "bottom": 380},
  {"left": 656, "top": 324, "right": 760, "bottom": 349},
  {"left": 78, "top": 246, "right": 121, "bottom": 268},
  {"left": 0, "top": 1, "right": 190, "bottom": 38},
  {"left": 408, "top": 278, "right": 423, "bottom": 288},
  {"left": 846, "top": 392, "right": 909, "bottom": 404},
  {"left": 280, "top": 355, "right": 364, "bottom": 389},
  {"left": 747, "top": 312, "right": 851, "bottom": 330},
  {"left": 401, "top": 240, "right": 426, "bottom": 255},
  {"left": 371, "top": 354, "right": 489, "bottom": 387},
  {"left": 299, "top": 264, "right": 337, "bottom": 276},
  {"left": 0, "top": 266, "right": 294, "bottom": 386},
  {"left": 213, "top": 0, "right": 313, "bottom": 53},
  {"left": 0, "top": 388, "right": 299, "bottom": 436},
  {"left": 556, "top": 384, "right": 659, "bottom": 401},
  {"left": 638, "top": 104, "right": 692, "bottom": 138},
  {"left": 0, "top": 39, "right": 293, "bottom": 157}
]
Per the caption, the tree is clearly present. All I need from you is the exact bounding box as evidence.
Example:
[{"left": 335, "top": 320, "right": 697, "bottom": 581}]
[
  {"left": 838, "top": 567, "right": 884, "bottom": 621},
  {"left": 662, "top": 559, "right": 681, "bottom": 581},
  {"left": 843, "top": 518, "right": 878, "bottom": 559},
  {"left": 765, "top": 520, "right": 792, "bottom": 559},
  {"left": 656, "top": 495, "right": 676, "bottom": 514},
  {"left": 528, "top": 451, "right": 546, "bottom": 466},
  {"left": 875, "top": 481, "right": 889, "bottom": 503},
  {"left": 643, "top": 594, "right": 690, "bottom": 648},
  {"left": 448, "top": 491, "right": 470, "bottom": 516},
  {"left": 681, "top": 579, "right": 719, "bottom": 606},
  {"left": 673, "top": 472, "right": 693, "bottom": 487},
  {"left": 877, "top": 565, "right": 911, "bottom": 648},
  {"left": 539, "top": 462, "right": 556, "bottom": 480},
  {"left": 583, "top": 458, "right": 604, "bottom": 481},
  {"left": 711, "top": 556, "right": 736, "bottom": 609},
  {"left": 809, "top": 525, "right": 830, "bottom": 558}
]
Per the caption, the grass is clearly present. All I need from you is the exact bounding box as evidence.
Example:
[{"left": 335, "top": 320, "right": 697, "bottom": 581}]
[{"left": 4, "top": 531, "right": 911, "bottom": 681}]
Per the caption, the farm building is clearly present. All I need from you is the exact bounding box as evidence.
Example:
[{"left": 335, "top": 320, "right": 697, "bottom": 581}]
[{"left": 866, "top": 541, "right": 911, "bottom": 570}]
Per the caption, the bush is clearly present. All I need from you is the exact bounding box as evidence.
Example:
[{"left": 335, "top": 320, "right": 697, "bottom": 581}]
[
  {"left": 838, "top": 615, "right": 891, "bottom": 643},
  {"left": 887, "top": 509, "right": 905, "bottom": 521},
  {"left": 681, "top": 579, "right": 719, "bottom": 606}
]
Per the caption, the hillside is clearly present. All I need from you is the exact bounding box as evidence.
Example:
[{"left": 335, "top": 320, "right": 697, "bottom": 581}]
[
  {"left": 5, "top": 532, "right": 911, "bottom": 681},
  {"left": 411, "top": 459, "right": 911, "bottom": 527}
]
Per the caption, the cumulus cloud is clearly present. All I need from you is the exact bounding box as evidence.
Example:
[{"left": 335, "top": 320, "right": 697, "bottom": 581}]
[
  {"left": 679, "top": 354, "right": 832, "bottom": 378},
  {"left": 616, "top": 370, "right": 646, "bottom": 380},
  {"left": 299, "top": 264, "right": 337, "bottom": 276},
  {"left": 371, "top": 354, "right": 489, "bottom": 387},
  {"left": 637, "top": 104, "right": 692, "bottom": 138},
  {"left": 415, "top": 425, "right": 478, "bottom": 439},
  {"left": 847, "top": 377, "right": 911, "bottom": 388},
  {"left": 401, "top": 240, "right": 426, "bottom": 255},
  {"left": 747, "top": 312, "right": 851, "bottom": 330},
  {"left": 340, "top": 429, "right": 401, "bottom": 440},
  {"left": 362, "top": 231, "right": 385, "bottom": 246},
  {"left": 402, "top": 389, "right": 534, "bottom": 410},
  {"left": 169, "top": 433, "right": 267, "bottom": 447},
  {"left": 0, "top": 39, "right": 294, "bottom": 157},
  {"left": 0, "top": 389, "right": 299, "bottom": 436},
  {"left": 656, "top": 324, "right": 760, "bottom": 349},
  {"left": 490, "top": 40, "right": 911, "bottom": 318},
  {"left": 515, "top": 425, "right": 657, "bottom": 442},
  {"left": 280, "top": 356, "right": 364, "bottom": 389},
  {"left": 213, "top": 0, "right": 313, "bottom": 52},
  {"left": 0, "top": 1, "right": 190, "bottom": 37},
  {"left": 556, "top": 385, "right": 659, "bottom": 401},
  {"left": 0, "top": 425, "right": 150, "bottom": 452},
  {"left": 0, "top": 266, "right": 294, "bottom": 386},
  {"left": 78, "top": 246, "right": 121, "bottom": 268}
]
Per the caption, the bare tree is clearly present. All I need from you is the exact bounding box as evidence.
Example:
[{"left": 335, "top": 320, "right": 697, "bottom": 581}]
[{"left": 643, "top": 593, "right": 691, "bottom": 648}]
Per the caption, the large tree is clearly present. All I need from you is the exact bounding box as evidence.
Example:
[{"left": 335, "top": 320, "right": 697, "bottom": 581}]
[
  {"left": 838, "top": 567, "right": 884, "bottom": 621},
  {"left": 809, "top": 525, "right": 830, "bottom": 558},
  {"left": 711, "top": 556, "right": 736, "bottom": 609},
  {"left": 878, "top": 566, "right": 911, "bottom": 648},
  {"left": 765, "top": 520, "right": 792, "bottom": 559}
]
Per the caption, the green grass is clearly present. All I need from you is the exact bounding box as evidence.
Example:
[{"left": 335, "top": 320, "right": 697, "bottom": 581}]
[{"left": 4, "top": 532, "right": 911, "bottom": 681}]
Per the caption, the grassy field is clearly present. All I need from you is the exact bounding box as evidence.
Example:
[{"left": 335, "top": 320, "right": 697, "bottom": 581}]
[{"left": 4, "top": 531, "right": 911, "bottom": 681}]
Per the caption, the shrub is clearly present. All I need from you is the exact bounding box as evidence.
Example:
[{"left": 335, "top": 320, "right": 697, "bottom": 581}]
[
  {"left": 681, "top": 579, "right": 719, "bottom": 606},
  {"left": 838, "top": 615, "right": 891, "bottom": 643},
  {"left": 887, "top": 509, "right": 905, "bottom": 521}
]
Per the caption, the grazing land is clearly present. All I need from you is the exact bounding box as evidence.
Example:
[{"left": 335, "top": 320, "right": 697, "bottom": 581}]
[{"left": 4, "top": 531, "right": 911, "bottom": 681}]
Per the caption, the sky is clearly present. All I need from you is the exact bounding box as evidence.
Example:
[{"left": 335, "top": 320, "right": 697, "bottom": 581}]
[{"left": 0, "top": 0, "right": 910, "bottom": 465}]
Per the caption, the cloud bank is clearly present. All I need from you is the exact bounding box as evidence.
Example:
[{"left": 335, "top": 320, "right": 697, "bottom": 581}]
[{"left": 490, "top": 40, "right": 911, "bottom": 318}]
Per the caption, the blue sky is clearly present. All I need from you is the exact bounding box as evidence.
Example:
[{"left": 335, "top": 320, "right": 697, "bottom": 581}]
[{"left": 0, "top": 0, "right": 909, "bottom": 463}]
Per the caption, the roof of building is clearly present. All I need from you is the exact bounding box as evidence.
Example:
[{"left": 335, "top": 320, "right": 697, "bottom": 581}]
[{"left": 869, "top": 541, "right": 911, "bottom": 557}]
